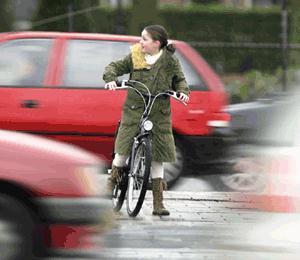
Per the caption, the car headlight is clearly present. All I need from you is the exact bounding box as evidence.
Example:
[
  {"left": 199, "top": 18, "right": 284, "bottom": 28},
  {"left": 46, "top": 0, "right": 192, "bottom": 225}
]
[{"left": 143, "top": 120, "right": 153, "bottom": 131}]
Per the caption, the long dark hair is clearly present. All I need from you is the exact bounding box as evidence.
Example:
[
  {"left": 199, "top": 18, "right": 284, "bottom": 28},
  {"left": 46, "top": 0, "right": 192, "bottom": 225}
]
[{"left": 144, "top": 25, "right": 175, "bottom": 54}]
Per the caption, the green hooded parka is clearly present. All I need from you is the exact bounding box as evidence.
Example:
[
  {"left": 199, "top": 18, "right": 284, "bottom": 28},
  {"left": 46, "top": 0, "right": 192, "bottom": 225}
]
[{"left": 103, "top": 43, "right": 189, "bottom": 162}]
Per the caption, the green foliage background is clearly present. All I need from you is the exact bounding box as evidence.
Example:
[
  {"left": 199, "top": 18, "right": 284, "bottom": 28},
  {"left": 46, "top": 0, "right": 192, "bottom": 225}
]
[
  {"left": 159, "top": 5, "right": 282, "bottom": 73},
  {"left": 0, "top": 1, "right": 299, "bottom": 102},
  {"left": 0, "top": 0, "right": 13, "bottom": 32},
  {"left": 33, "top": 0, "right": 99, "bottom": 32},
  {"left": 32, "top": 3, "right": 283, "bottom": 73}
]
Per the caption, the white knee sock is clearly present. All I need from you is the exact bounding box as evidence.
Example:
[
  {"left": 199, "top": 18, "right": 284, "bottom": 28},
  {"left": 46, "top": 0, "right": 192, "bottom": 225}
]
[
  {"left": 151, "top": 161, "right": 164, "bottom": 179},
  {"left": 112, "top": 153, "right": 127, "bottom": 167},
  {"left": 113, "top": 154, "right": 164, "bottom": 179}
]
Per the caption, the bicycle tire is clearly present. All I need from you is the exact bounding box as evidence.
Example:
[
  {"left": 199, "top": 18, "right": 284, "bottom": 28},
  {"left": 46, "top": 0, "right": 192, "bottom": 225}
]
[
  {"left": 126, "top": 137, "right": 151, "bottom": 217},
  {"left": 112, "top": 168, "right": 128, "bottom": 212}
]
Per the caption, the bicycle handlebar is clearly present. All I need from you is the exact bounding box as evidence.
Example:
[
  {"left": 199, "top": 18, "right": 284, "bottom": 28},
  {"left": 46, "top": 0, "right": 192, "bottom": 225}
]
[{"left": 114, "top": 80, "right": 187, "bottom": 106}]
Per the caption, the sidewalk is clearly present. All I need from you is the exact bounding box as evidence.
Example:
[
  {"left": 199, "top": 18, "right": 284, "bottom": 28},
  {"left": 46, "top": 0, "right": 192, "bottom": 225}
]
[
  {"left": 98, "top": 191, "right": 300, "bottom": 260},
  {"left": 116, "top": 191, "right": 258, "bottom": 223}
]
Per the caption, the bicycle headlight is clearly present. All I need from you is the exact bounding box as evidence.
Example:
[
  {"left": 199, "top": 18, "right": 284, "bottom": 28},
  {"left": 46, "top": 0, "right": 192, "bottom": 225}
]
[{"left": 143, "top": 120, "right": 153, "bottom": 131}]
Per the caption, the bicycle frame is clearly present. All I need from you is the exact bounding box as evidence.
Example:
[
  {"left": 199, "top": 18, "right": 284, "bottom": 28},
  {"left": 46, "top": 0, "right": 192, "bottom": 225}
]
[
  {"left": 110, "top": 79, "right": 186, "bottom": 216},
  {"left": 117, "top": 79, "right": 186, "bottom": 137}
]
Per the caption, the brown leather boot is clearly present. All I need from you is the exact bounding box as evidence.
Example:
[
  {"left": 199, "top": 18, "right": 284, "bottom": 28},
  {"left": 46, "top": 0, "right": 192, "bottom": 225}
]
[
  {"left": 152, "top": 178, "right": 170, "bottom": 216},
  {"left": 106, "top": 165, "right": 123, "bottom": 196}
]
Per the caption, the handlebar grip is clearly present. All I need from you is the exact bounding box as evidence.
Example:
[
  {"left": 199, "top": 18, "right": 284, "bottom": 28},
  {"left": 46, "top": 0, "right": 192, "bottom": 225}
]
[
  {"left": 115, "top": 80, "right": 122, "bottom": 87},
  {"left": 166, "top": 90, "right": 180, "bottom": 98}
]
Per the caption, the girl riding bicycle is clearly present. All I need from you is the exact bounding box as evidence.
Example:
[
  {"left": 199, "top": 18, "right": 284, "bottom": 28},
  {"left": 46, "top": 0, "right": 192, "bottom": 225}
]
[{"left": 103, "top": 25, "right": 189, "bottom": 216}]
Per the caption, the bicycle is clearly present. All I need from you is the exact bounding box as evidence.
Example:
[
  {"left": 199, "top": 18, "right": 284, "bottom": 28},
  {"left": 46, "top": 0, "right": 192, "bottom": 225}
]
[{"left": 108, "top": 79, "right": 187, "bottom": 217}]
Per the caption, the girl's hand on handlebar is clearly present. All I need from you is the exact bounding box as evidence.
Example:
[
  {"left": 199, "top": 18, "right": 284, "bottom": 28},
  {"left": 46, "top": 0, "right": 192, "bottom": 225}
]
[
  {"left": 104, "top": 81, "right": 117, "bottom": 90},
  {"left": 178, "top": 92, "right": 189, "bottom": 103}
]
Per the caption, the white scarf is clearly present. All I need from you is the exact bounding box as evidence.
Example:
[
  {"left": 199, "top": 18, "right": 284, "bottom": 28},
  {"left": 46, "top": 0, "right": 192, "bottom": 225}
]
[{"left": 145, "top": 49, "right": 163, "bottom": 65}]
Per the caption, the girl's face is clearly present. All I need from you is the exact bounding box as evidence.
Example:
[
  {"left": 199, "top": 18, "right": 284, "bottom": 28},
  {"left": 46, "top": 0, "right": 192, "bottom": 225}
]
[{"left": 139, "top": 30, "right": 160, "bottom": 55}]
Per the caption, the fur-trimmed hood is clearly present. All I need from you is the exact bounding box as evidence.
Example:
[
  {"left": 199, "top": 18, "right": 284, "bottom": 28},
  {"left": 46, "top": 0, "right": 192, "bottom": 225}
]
[
  {"left": 130, "top": 43, "right": 173, "bottom": 70},
  {"left": 130, "top": 43, "right": 149, "bottom": 70}
]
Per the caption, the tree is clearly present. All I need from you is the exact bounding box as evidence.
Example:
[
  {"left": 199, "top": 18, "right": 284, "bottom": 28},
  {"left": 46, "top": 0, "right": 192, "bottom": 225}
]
[
  {"left": 287, "top": 0, "right": 300, "bottom": 65},
  {"left": 32, "top": 0, "right": 99, "bottom": 32},
  {"left": 129, "top": 0, "right": 160, "bottom": 35},
  {"left": 0, "top": 0, "right": 14, "bottom": 32}
]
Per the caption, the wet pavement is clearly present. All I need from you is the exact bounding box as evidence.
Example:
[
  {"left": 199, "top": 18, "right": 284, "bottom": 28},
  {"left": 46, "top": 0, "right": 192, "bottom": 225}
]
[{"left": 99, "top": 191, "right": 300, "bottom": 259}]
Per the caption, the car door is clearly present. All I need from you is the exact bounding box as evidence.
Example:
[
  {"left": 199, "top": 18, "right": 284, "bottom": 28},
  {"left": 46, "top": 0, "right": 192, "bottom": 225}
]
[
  {"left": 0, "top": 38, "right": 59, "bottom": 134},
  {"left": 171, "top": 47, "right": 211, "bottom": 135},
  {"left": 173, "top": 42, "right": 230, "bottom": 136},
  {"left": 54, "top": 39, "right": 132, "bottom": 161}
]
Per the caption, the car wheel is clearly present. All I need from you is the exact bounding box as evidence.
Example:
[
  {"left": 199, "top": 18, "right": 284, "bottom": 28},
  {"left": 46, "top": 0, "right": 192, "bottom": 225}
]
[
  {"left": 220, "top": 172, "right": 266, "bottom": 192},
  {"left": 0, "top": 194, "right": 35, "bottom": 259},
  {"left": 163, "top": 144, "right": 185, "bottom": 188}
]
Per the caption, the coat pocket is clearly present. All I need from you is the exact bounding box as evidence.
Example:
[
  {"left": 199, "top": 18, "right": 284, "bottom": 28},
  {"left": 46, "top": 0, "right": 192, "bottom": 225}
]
[{"left": 121, "top": 104, "right": 144, "bottom": 126}]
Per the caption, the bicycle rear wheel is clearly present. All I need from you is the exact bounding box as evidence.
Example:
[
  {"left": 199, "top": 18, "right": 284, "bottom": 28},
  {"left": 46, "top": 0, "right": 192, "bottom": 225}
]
[
  {"left": 126, "top": 138, "right": 151, "bottom": 217},
  {"left": 112, "top": 168, "right": 128, "bottom": 212}
]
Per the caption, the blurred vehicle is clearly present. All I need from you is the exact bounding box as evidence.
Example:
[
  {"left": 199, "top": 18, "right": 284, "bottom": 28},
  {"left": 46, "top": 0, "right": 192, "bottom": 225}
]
[
  {"left": 220, "top": 93, "right": 292, "bottom": 191},
  {"left": 228, "top": 94, "right": 300, "bottom": 256},
  {"left": 0, "top": 32, "right": 231, "bottom": 187},
  {"left": 0, "top": 129, "right": 111, "bottom": 259},
  {"left": 228, "top": 92, "right": 300, "bottom": 212},
  {"left": 226, "top": 92, "right": 289, "bottom": 143}
]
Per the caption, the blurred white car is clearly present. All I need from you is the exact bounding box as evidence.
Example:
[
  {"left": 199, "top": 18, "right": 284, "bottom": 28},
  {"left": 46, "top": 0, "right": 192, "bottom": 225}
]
[
  {"left": 222, "top": 93, "right": 299, "bottom": 193},
  {"left": 229, "top": 92, "right": 300, "bottom": 211},
  {"left": 229, "top": 94, "right": 300, "bottom": 257}
]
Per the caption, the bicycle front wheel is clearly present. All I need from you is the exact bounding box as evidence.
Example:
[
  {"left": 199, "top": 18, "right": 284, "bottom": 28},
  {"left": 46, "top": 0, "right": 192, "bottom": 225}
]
[{"left": 126, "top": 138, "right": 151, "bottom": 217}]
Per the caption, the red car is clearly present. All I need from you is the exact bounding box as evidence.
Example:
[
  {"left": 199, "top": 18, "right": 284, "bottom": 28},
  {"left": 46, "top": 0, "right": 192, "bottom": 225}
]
[
  {"left": 0, "top": 31, "right": 231, "bottom": 186},
  {"left": 0, "top": 129, "right": 111, "bottom": 259}
]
